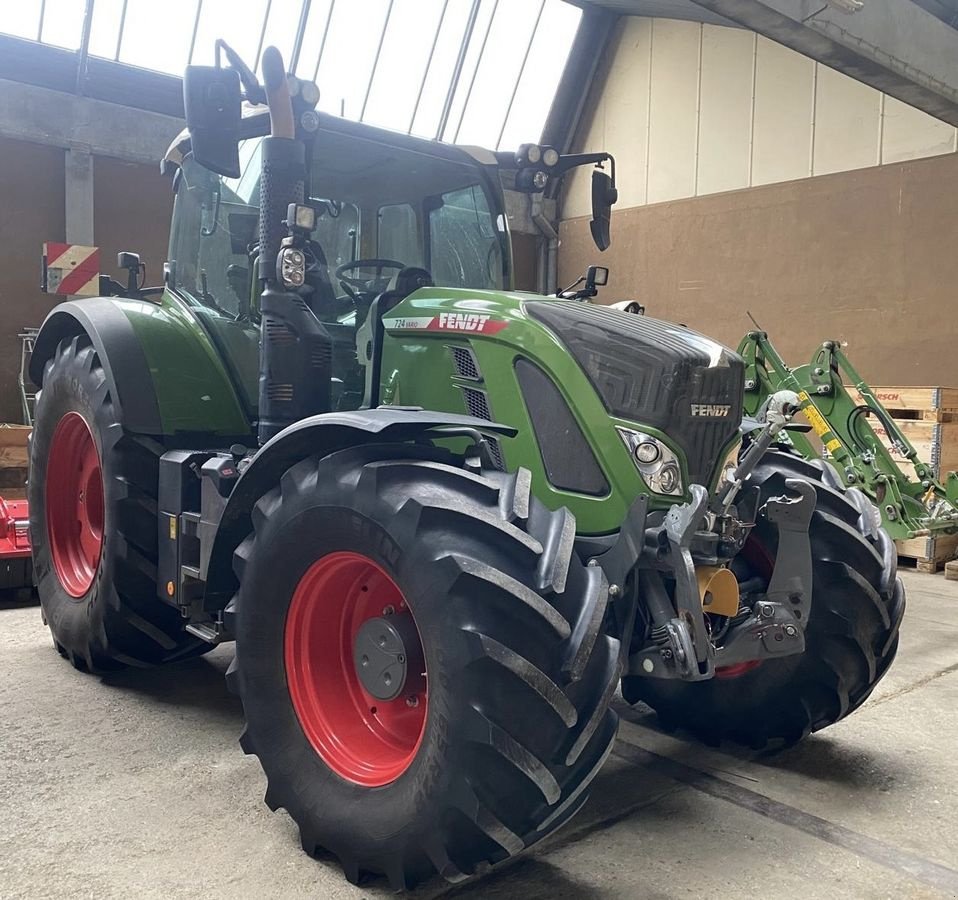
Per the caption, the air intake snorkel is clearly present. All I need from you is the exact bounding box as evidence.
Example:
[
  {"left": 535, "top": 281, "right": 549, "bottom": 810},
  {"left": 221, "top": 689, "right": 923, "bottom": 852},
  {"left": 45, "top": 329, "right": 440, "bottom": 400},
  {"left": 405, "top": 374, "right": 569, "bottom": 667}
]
[{"left": 256, "top": 47, "right": 332, "bottom": 446}]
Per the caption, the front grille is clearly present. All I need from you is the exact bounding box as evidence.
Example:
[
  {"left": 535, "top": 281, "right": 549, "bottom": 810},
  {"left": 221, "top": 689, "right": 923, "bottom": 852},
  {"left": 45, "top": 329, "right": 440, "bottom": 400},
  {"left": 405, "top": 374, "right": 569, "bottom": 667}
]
[
  {"left": 516, "top": 358, "right": 608, "bottom": 496},
  {"left": 526, "top": 301, "right": 744, "bottom": 486},
  {"left": 461, "top": 386, "right": 491, "bottom": 420},
  {"left": 486, "top": 437, "right": 505, "bottom": 470},
  {"left": 450, "top": 345, "right": 481, "bottom": 380}
]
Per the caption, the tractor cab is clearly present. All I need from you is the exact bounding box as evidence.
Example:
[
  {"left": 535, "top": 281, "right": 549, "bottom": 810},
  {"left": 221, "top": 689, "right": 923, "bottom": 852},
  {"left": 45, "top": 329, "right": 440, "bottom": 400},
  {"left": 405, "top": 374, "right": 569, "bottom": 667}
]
[{"left": 163, "top": 113, "right": 510, "bottom": 416}]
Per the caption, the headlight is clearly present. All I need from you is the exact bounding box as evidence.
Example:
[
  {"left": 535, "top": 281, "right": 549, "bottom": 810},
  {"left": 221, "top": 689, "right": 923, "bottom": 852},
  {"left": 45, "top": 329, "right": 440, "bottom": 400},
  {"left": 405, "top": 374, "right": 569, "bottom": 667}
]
[
  {"left": 634, "top": 440, "right": 660, "bottom": 464},
  {"left": 617, "top": 427, "right": 683, "bottom": 496},
  {"left": 517, "top": 143, "right": 542, "bottom": 165},
  {"left": 542, "top": 146, "right": 560, "bottom": 167},
  {"left": 299, "top": 80, "right": 321, "bottom": 108},
  {"left": 659, "top": 463, "right": 679, "bottom": 494}
]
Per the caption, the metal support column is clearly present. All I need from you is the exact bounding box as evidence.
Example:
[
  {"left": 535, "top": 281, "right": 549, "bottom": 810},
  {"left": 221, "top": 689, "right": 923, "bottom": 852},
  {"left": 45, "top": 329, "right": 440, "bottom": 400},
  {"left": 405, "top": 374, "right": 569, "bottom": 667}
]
[{"left": 65, "top": 145, "right": 95, "bottom": 246}]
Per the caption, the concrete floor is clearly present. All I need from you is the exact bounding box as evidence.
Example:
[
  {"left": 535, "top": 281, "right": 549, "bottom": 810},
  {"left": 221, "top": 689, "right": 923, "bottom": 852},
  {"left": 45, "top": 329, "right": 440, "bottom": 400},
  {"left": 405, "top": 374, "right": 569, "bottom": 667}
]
[{"left": 2, "top": 569, "right": 957, "bottom": 900}]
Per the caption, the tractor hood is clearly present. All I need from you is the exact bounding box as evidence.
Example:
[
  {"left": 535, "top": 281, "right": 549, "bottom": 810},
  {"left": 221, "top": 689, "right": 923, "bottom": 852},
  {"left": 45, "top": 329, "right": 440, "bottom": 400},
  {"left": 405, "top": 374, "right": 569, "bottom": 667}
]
[{"left": 523, "top": 301, "right": 745, "bottom": 487}]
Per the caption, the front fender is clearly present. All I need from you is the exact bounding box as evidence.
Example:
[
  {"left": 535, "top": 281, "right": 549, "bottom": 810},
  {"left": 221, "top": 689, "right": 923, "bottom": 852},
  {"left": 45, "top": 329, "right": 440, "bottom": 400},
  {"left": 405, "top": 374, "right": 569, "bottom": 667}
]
[{"left": 203, "top": 407, "right": 516, "bottom": 607}]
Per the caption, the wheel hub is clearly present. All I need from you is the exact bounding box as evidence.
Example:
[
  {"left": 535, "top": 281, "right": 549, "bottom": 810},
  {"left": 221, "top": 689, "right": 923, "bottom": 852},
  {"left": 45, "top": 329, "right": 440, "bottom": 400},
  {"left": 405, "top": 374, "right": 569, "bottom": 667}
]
[{"left": 354, "top": 614, "right": 418, "bottom": 700}]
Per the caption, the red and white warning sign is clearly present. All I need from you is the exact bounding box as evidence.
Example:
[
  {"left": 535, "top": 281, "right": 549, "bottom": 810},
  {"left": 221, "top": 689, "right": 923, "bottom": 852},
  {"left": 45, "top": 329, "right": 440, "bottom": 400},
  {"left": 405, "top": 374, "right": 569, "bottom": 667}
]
[{"left": 42, "top": 243, "right": 100, "bottom": 296}]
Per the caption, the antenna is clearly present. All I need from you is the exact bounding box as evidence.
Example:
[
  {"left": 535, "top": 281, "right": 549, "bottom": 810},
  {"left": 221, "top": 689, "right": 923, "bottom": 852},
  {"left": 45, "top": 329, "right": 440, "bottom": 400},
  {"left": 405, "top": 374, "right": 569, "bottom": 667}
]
[{"left": 746, "top": 309, "right": 763, "bottom": 332}]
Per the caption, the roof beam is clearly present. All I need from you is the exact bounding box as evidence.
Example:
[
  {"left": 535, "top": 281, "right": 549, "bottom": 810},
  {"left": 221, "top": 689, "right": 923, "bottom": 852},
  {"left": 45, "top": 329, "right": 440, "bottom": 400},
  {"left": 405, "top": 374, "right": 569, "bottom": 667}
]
[
  {"left": 0, "top": 77, "right": 182, "bottom": 165},
  {"left": 690, "top": 0, "right": 958, "bottom": 125}
]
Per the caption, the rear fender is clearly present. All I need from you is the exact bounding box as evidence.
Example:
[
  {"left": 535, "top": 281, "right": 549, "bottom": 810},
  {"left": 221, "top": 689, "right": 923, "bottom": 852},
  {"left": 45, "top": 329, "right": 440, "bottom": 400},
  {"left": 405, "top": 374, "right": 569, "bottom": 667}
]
[
  {"left": 31, "top": 296, "right": 252, "bottom": 439},
  {"left": 203, "top": 408, "right": 517, "bottom": 608},
  {"left": 31, "top": 299, "right": 163, "bottom": 434}
]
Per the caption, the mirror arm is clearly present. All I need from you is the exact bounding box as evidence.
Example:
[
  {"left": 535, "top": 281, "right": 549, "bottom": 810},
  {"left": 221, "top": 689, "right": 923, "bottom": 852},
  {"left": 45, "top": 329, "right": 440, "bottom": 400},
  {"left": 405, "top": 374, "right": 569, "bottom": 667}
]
[
  {"left": 557, "top": 275, "right": 585, "bottom": 298},
  {"left": 216, "top": 39, "right": 267, "bottom": 105},
  {"left": 552, "top": 152, "right": 615, "bottom": 183}
]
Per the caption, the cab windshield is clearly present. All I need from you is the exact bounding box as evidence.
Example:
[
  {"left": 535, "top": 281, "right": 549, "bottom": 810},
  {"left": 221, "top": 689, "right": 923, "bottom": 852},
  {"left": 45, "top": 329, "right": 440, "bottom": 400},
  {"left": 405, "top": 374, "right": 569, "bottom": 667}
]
[{"left": 168, "top": 123, "right": 509, "bottom": 412}]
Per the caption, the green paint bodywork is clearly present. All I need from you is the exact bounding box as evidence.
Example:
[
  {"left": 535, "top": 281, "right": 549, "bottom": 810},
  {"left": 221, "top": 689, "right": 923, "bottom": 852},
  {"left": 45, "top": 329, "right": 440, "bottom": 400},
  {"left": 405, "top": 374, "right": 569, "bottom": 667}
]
[
  {"left": 114, "top": 281, "right": 729, "bottom": 536},
  {"left": 739, "top": 331, "right": 958, "bottom": 540},
  {"left": 119, "top": 288, "right": 253, "bottom": 438},
  {"left": 379, "top": 287, "right": 705, "bottom": 535}
]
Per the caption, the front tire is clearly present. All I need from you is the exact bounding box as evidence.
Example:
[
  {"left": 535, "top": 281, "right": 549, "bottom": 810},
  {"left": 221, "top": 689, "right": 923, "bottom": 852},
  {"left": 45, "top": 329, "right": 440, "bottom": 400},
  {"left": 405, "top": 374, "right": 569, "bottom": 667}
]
[
  {"left": 228, "top": 445, "right": 621, "bottom": 888},
  {"left": 625, "top": 450, "right": 905, "bottom": 748},
  {"left": 29, "top": 334, "right": 205, "bottom": 672}
]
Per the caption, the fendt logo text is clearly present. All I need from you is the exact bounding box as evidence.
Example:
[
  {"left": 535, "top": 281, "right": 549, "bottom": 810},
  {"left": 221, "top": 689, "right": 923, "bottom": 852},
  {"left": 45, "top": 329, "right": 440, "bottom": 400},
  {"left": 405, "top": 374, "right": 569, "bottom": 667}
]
[
  {"left": 383, "top": 312, "right": 508, "bottom": 335},
  {"left": 437, "top": 312, "right": 491, "bottom": 331},
  {"left": 690, "top": 403, "right": 731, "bottom": 417}
]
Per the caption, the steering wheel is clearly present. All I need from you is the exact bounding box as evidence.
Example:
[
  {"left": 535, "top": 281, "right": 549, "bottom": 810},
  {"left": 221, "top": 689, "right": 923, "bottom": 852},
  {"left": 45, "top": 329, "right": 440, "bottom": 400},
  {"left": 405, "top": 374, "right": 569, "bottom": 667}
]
[{"left": 335, "top": 259, "right": 406, "bottom": 294}]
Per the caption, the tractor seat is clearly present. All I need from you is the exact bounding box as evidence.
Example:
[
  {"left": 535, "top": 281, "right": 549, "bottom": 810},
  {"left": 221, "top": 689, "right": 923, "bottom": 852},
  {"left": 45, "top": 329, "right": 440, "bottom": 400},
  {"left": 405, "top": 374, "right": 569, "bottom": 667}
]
[{"left": 375, "top": 266, "right": 434, "bottom": 314}]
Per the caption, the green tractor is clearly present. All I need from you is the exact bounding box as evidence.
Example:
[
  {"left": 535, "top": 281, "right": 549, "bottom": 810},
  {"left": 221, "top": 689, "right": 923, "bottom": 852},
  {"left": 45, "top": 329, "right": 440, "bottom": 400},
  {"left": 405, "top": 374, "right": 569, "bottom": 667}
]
[{"left": 28, "top": 45, "right": 904, "bottom": 889}]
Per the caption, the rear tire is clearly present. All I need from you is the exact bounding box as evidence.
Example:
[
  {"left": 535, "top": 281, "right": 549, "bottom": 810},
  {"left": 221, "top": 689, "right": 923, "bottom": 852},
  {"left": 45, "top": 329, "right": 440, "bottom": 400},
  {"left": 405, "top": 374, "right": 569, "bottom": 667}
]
[
  {"left": 29, "top": 334, "right": 205, "bottom": 672},
  {"left": 228, "top": 445, "right": 621, "bottom": 889},
  {"left": 624, "top": 449, "right": 905, "bottom": 748}
]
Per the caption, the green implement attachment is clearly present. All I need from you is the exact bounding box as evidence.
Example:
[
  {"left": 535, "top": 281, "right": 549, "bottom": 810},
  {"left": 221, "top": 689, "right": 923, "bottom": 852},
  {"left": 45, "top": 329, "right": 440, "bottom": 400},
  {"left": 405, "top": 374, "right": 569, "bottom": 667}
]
[{"left": 739, "top": 330, "right": 958, "bottom": 540}]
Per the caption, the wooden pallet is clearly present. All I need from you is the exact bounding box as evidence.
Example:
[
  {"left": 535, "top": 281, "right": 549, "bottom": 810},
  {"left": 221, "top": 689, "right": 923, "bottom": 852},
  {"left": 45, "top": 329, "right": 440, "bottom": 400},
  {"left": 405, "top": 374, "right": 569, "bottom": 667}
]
[
  {"left": 849, "top": 386, "right": 958, "bottom": 422},
  {"left": 0, "top": 424, "right": 30, "bottom": 500},
  {"left": 867, "top": 420, "right": 958, "bottom": 476},
  {"left": 846, "top": 385, "right": 958, "bottom": 477},
  {"left": 896, "top": 532, "right": 958, "bottom": 573}
]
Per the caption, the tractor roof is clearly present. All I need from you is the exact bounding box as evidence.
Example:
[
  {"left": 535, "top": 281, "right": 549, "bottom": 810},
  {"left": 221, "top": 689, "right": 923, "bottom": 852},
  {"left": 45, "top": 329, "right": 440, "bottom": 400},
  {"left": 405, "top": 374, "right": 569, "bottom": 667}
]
[{"left": 162, "top": 107, "right": 499, "bottom": 177}]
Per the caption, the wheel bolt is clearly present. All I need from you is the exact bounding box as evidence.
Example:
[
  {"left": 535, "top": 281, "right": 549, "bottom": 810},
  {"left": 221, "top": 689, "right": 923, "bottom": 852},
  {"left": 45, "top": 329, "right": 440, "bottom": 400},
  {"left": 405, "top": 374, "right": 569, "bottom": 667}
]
[
  {"left": 383, "top": 605, "right": 395, "bottom": 615},
  {"left": 406, "top": 695, "right": 419, "bottom": 707}
]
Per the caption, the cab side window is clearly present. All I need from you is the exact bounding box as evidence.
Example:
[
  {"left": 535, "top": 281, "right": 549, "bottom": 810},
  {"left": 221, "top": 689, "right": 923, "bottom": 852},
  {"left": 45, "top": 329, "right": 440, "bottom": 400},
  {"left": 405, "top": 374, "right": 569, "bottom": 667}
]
[
  {"left": 378, "top": 204, "right": 422, "bottom": 268},
  {"left": 427, "top": 185, "right": 503, "bottom": 290}
]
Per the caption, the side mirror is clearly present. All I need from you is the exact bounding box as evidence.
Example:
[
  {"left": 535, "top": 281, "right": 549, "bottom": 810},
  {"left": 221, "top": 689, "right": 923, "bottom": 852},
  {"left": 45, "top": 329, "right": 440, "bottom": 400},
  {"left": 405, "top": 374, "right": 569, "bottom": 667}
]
[
  {"left": 589, "top": 170, "right": 618, "bottom": 252},
  {"left": 183, "top": 65, "right": 242, "bottom": 178},
  {"left": 586, "top": 265, "right": 608, "bottom": 289},
  {"left": 117, "top": 251, "right": 142, "bottom": 296}
]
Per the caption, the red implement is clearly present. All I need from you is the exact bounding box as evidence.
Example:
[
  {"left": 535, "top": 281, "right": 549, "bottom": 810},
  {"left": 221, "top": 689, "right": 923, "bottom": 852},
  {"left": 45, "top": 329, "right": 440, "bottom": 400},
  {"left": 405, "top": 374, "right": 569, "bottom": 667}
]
[{"left": 0, "top": 497, "right": 33, "bottom": 592}]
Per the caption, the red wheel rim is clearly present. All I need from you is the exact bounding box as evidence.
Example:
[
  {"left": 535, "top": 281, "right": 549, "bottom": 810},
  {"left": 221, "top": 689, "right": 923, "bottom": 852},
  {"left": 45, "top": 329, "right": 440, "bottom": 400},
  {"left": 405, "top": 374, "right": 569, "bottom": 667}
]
[
  {"left": 715, "top": 660, "right": 763, "bottom": 679},
  {"left": 45, "top": 412, "right": 105, "bottom": 598},
  {"left": 714, "top": 533, "right": 774, "bottom": 680},
  {"left": 284, "top": 551, "right": 428, "bottom": 786}
]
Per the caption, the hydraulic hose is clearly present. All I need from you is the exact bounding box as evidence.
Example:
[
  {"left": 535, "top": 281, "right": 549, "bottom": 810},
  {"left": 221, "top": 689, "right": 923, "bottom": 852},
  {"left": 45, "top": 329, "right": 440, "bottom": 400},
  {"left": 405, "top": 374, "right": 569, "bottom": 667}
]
[{"left": 847, "top": 404, "right": 908, "bottom": 457}]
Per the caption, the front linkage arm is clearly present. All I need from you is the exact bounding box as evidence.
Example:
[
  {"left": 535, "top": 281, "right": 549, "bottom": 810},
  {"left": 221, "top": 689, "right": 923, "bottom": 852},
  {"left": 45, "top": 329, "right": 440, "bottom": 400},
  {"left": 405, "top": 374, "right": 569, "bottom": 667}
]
[
  {"left": 739, "top": 330, "right": 958, "bottom": 540},
  {"left": 714, "top": 480, "right": 813, "bottom": 667},
  {"left": 618, "top": 474, "right": 814, "bottom": 682},
  {"left": 595, "top": 397, "right": 816, "bottom": 683}
]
